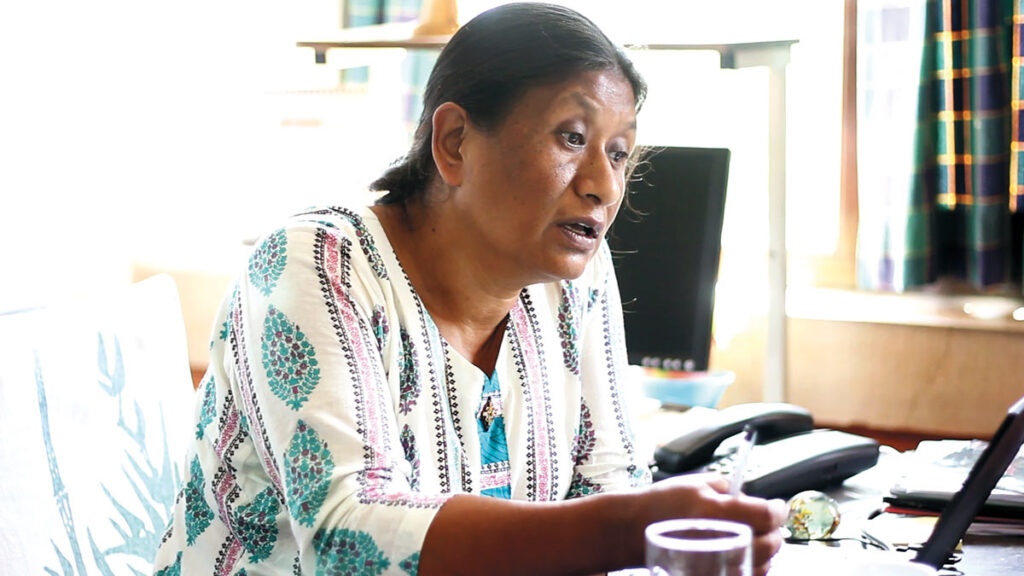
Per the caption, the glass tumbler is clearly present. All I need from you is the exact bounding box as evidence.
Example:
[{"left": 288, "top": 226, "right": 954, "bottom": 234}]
[{"left": 645, "top": 518, "right": 752, "bottom": 576}]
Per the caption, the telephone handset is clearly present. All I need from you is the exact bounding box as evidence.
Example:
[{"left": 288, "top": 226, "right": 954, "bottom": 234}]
[
  {"left": 653, "top": 402, "right": 814, "bottom": 474},
  {"left": 651, "top": 402, "right": 880, "bottom": 499}
]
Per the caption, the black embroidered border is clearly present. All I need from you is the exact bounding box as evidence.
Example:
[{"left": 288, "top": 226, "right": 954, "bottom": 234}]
[
  {"left": 317, "top": 221, "right": 441, "bottom": 509},
  {"left": 598, "top": 284, "right": 635, "bottom": 456},
  {"left": 229, "top": 288, "right": 284, "bottom": 502},
  {"left": 398, "top": 268, "right": 452, "bottom": 494},
  {"left": 519, "top": 288, "right": 560, "bottom": 500},
  {"left": 323, "top": 206, "right": 389, "bottom": 280},
  {"left": 313, "top": 230, "right": 378, "bottom": 492},
  {"left": 441, "top": 341, "right": 472, "bottom": 493}
]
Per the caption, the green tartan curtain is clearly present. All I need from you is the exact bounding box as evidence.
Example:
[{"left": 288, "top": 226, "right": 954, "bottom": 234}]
[{"left": 857, "top": 0, "right": 1024, "bottom": 293}]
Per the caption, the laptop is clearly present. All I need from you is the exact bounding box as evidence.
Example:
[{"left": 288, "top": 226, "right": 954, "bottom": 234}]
[{"left": 770, "top": 393, "right": 1024, "bottom": 575}]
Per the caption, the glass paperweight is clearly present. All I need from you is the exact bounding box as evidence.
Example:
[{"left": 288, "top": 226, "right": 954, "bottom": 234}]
[{"left": 785, "top": 490, "right": 841, "bottom": 540}]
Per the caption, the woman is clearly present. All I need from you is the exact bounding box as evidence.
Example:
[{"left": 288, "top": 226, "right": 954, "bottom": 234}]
[{"left": 153, "top": 3, "right": 786, "bottom": 575}]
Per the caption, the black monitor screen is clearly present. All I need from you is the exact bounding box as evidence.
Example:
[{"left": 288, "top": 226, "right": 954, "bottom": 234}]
[{"left": 607, "top": 146, "right": 731, "bottom": 372}]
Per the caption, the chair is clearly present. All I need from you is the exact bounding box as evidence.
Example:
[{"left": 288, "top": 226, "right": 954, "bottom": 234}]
[{"left": 0, "top": 274, "right": 196, "bottom": 574}]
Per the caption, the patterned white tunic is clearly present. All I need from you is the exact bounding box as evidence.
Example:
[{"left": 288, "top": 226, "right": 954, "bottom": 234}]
[{"left": 153, "top": 204, "right": 650, "bottom": 575}]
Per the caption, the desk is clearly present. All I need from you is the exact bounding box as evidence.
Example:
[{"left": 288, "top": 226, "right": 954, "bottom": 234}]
[
  {"left": 633, "top": 407, "right": 1022, "bottom": 574},
  {"left": 801, "top": 449, "right": 1024, "bottom": 575}
]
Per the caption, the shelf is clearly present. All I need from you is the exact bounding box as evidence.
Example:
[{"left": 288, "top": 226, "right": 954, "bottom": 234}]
[
  {"left": 297, "top": 23, "right": 450, "bottom": 64},
  {"left": 296, "top": 22, "right": 796, "bottom": 69}
]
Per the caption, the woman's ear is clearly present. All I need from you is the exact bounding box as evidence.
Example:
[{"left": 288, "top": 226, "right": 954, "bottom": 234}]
[{"left": 431, "top": 102, "right": 468, "bottom": 187}]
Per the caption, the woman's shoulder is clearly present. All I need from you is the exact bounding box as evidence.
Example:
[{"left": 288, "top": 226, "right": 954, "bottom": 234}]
[
  {"left": 243, "top": 203, "right": 394, "bottom": 280},
  {"left": 247, "top": 205, "right": 384, "bottom": 252},
  {"left": 288, "top": 204, "right": 377, "bottom": 237}
]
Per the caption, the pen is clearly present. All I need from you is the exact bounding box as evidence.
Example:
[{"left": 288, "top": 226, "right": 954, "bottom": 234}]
[{"left": 729, "top": 424, "right": 758, "bottom": 495}]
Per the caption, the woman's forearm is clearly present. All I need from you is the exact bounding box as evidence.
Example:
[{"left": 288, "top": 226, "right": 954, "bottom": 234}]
[
  {"left": 416, "top": 474, "right": 788, "bottom": 576},
  {"left": 418, "top": 491, "right": 640, "bottom": 576}
]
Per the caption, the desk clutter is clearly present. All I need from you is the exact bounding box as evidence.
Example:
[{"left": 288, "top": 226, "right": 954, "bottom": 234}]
[
  {"left": 876, "top": 439, "right": 1024, "bottom": 538},
  {"left": 888, "top": 439, "right": 1024, "bottom": 516},
  {"left": 629, "top": 394, "right": 1024, "bottom": 575}
]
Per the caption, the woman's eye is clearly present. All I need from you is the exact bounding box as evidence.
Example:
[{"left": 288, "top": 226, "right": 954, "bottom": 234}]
[
  {"left": 610, "top": 150, "right": 630, "bottom": 164},
  {"left": 562, "top": 132, "right": 585, "bottom": 147}
]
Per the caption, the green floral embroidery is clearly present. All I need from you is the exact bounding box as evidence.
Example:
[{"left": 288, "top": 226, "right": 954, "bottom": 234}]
[
  {"left": 196, "top": 373, "right": 216, "bottom": 439},
  {"left": 313, "top": 528, "right": 390, "bottom": 575},
  {"left": 400, "top": 424, "right": 420, "bottom": 490},
  {"left": 557, "top": 282, "right": 581, "bottom": 375},
  {"left": 262, "top": 305, "right": 321, "bottom": 410},
  {"left": 249, "top": 229, "right": 288, "bottom": 296},
  {"left": 285, "top": 419, "right": 334, "bottom": 528},
  {"left": 370, "top": 306, "right": 389, "bottom": 353},
  {"left": 233, "top": 486, "right": 281, "bottom": 563},
  {"left": 567, "top": 401, "right": 602, "bottom": 499},
  {"left": 566, "top": 472, "right": 601, "bottom": 499},
  {"left": 398, "top": 328, "right": 420, "bottom": 415},
  {"left": 399, "top": 551, "right": 419, "bottom": 575},
  {"left": 184, "top": 456, "right": 214, "bottom": 545},
  {"left": 218, "top": 285, "right": 239, "bottom": 343},
  {"left": 217, "top": 319, "right": 230, "bottom": 343},
  {"left": 154, "top": 551, "right": 182, "bottom": 576},
  {"left": 629, "top": 464, "right": 650, "bottom": 488},
  {"left": 572, "top": 401, "right": 596, "bottom": 463}
]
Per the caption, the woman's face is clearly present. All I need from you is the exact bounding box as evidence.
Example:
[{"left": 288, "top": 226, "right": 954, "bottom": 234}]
[{"left": 454, "top": 69, "right": 638, "bottom": 285}]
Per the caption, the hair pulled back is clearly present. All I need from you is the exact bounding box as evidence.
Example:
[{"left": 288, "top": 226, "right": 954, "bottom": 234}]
[{"left": 370, "top": 2, "right": 647, "bottom": 204}]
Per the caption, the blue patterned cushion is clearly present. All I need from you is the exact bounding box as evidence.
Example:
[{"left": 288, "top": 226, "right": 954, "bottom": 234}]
[{"left": 0, "top": 274, "right": 195, "bottom": 573}]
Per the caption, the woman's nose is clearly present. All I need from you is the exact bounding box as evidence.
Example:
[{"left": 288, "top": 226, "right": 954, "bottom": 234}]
[{"left": 576, "top": 150, "right": 622, "bottom": 207}]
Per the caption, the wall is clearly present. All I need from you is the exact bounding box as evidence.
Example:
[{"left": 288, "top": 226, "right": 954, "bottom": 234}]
[{"left": 715, "top": 314, "right": 1024, "bottom": 439}]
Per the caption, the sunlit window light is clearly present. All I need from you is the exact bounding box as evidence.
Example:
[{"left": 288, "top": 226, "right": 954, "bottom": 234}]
[{"left": 1, "top": 0, "right": 844, "bottom": 323}]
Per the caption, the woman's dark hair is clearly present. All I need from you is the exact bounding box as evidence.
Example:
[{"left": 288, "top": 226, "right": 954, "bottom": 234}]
[{"left": 370, "top": 2, "right": 647, "bottom": 204}]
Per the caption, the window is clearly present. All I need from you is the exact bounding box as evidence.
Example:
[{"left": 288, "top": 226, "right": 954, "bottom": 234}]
[{"left": 0, "top": 0, "right": 848, "bottom": 331}]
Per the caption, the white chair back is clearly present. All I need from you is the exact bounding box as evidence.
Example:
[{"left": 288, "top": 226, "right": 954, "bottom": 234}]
[{"left": 0, "top": 274, "right": 196, "bottom": 573}]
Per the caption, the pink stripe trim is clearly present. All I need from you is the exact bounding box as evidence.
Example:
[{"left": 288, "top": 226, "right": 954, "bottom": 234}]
[
  {"left": 361, "top": 487, "right": 449, "bottom": 507},
  {"left": 214, "top": 406, "right": 240, "bottom": 459},
  {"left": 509, "top": 305, "right": 552, "bottom": 497},
  {"left": 212, "top": 466, "right": 247, "bottom": 574},
  {"left": 324, "top": 232, "right": 385, "bottom": 468},
  {"left": 480, "top": 471, "right": 512, "bottom": 491},
  {"left": 213, "top": 466, "right": 236, "bottom": 530},
  {"left": 216, "top": 540, "right": 245, "bottom": 576}
]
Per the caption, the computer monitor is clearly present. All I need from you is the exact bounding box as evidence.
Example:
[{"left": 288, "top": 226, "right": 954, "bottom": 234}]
[{"left": 607, "top": 146, "right": 731, "bottom": 372}]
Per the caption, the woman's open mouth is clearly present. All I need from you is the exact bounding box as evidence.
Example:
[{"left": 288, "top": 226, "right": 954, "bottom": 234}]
[
  {"left": 563, "top": 221, "right": 599, "bottom": 240},
  {"left": 558, "top": 218, "right": 604, "bottom": 252}
]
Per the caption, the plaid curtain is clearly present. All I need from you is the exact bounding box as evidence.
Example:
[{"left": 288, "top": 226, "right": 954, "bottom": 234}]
[{"left": 857, "top": 0, "right": 1024, "bottom": 293}]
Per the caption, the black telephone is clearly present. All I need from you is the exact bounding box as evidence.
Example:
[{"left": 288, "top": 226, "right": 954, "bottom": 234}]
[{"left": 651, "top": 402, "right": 880, "bottom": 499}]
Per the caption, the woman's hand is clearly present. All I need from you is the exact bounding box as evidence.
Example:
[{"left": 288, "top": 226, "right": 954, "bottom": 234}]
[{"left": 635, "top": 473, "right": 788, "bottom": 576}]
